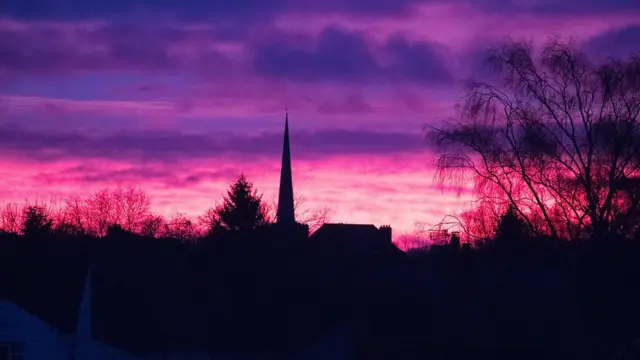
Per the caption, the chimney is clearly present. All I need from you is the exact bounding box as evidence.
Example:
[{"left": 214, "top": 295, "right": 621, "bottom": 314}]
[{"left": 379, "top": 225, "right": 392, "bottom": 243}]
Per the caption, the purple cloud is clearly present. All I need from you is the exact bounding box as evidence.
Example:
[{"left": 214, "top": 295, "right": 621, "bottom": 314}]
[
  {"left": 383, "top": 34, "right": 452, "bottom": 85},
  {"left": 0, "top": 22, "right": 453, "bottom": 88},
  {"left": 2, "top": 0, "right": 424, "bottom": 21},
  {"left": 582, "top": 26, "right": 640, "bottom": 60},
  {"left": 34, "top": 165, "right": 179, "bottom": 186},
  {"left": 523, "top": 0, "right": 640, "bottom": 15},
  {"left": 5, "top": 0, "right": 639, "bottom": 22},
  {"left": 0, "top": 24, "right": 233, "bottom": 78},
  {"left": 37, "top": 165, "right": 242, "bottom": 187},
  {"left": 0, "top": 125, "right": 425, "bottom": 163},
  {"left": 252, "top": 27, "right": 452, "bottom": 85}
]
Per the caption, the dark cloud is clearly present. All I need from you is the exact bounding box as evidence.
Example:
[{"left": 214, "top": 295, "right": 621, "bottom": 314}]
[
  {"left": 252, "top": 27, "right": 379, "bottom": 82},
  {"left": 522, "top": 0, "right": 640, "bottom": 15},
  {"left": 316, "top": 94, "right": 374, "bottom": 114},
  {"left": 295, "top": 129, "right": 425, "bottom": 154},
  {"left": 0, "top": 22, "right": 452, "bottom": 86},
  {"left": 441, "top": 0, "right": 640, "bottom": 15},
  {"left": 582, "top": 26, "right": 640, "bottom": 60},
  {"left": 252, "top": 27, "right": 452, "bottom": 85},
  {"left": 4, "top": 0, "right": 636, "bottom": 22},
  {"left": 175, "top": 170, "right": 243, "bottom": 186},
  {"left": 1, "top": 0, "right": 422, "bottom": 21},
  {"left": 0, "top": 24, "right": 232, "bottom": 77},
  {"left": 0, "top": 125, "right": 424, "bottom": 163},
  {"left": 32, "top": 164, "right": 245, "bottom": 187},
  {"left": 34, "top": 166, "right": 177, "bottom": 185},
  {"left": 383, "top": 34, "right": 452, "bottom": 84}
]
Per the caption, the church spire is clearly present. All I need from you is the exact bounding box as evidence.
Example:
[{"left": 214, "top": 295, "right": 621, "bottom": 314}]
[{"left": 277, "top": 111, "right": 295, "bottom": 224}]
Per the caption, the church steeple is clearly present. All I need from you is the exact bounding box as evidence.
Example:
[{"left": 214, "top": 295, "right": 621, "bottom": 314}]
[{"left": 277, "top": 112, "right": 295, "bottom": 224}]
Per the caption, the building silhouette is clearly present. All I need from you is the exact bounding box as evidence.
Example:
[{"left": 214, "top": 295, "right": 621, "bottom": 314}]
[
  {"left": 277, "top": 113, "right": 296, "bottom": 226},
  {"left": 274, "top": 113, "right": 394, "bottom": 249},
  {"left": 268, "top": 112, "right": 310, "bottom": 242},
  {"left": 0, "top": 112, "right": 398, "bottom": 360}
]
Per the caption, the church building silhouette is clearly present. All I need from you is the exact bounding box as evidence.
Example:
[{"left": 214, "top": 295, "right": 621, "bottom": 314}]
[{"left": 274, "top": 113, "right": 393, "bottom": 249}]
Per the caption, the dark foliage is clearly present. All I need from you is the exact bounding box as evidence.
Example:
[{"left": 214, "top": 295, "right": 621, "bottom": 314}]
[
  {"left": 215, "top": 174, "right": 270, "bottom": 233},
  {"left": 21, "top": 205, "right": 53, "bottom": 239},
  {"left": 494, "top": 205, "right": 529, "bottom": 243},
  {"left": 3, "top": 225, "right": 640, "bottom": 360},
  {"left": 3, "top": 38, "right": 640, "bottom": 360}
]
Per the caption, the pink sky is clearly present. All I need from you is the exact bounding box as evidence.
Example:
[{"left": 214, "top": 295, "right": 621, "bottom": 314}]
[{"left": 1, "top": 0, "right": 639, "bottom": 236}]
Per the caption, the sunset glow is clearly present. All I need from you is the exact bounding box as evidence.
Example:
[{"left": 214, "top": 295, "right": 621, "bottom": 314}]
[{"left": 2, "top": 0, "right": 640, "bottom": 236}]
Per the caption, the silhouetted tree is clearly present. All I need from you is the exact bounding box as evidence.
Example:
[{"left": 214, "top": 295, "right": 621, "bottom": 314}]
[
  {"left": 459, "top": 200, "right": 502, "bottom": 241},
  {"left": 140, "top": 214, "right": 165, "bottom": 238},
  {"left": 604, "top": 175, "right": 640, "bottom": 237},
  {"left": 106, "top": 223, "right": 132, "bottom": 238},
  {"left": 54, "top": 219, "right": 85, "bottom": 237},
  {"left": 268, "top": 193, "right": 332, "bottom": 233},
  {"left": 495, "top": 205, "right": 529, "bottom": 242},
  {"left": 428, "top": 38, "right": 640, "bottom": 240},
  {"left": 215, "top": 175, "right": 269, "bottom": 232},
  {"left": 58, "top": 195, "right": 88, "bottom": 235},
  {"left": 22, "top": 205, "right": 53, "bottom": 239},
  {"left": 198, "top": 206, "right": 225, "bottom": 238},
  {"left": 291, "top": 193, "right": 332, "bottom": 233},
  {"left": 396, "top": 227, "right": 429, "bottom": 252},
  {"left": 164, "top": 212, "right": 197, "bottom": 241},
  {"left": 450, "top": 232, "right": 461, "bottom": 249},
  {"left": 86, "top": 189, "right": 119, "bottom": 236},
  {"left": 0, "top": 202, "right": 23, "bottom": 234},
  {"left": 115, "top": 186, "right": 151, "bottom": 233}
]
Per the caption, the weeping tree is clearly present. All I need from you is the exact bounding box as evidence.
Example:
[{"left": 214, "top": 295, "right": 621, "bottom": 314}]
[{"left": 427, "top": 39, "right": 640, "bottom": 240}]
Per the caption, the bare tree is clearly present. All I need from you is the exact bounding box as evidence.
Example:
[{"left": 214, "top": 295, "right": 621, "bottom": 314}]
[
  {"left": 86, "top": 189, "right": 119, "bottom": 236},
  {"left": 456, "top": 200, "right": 505, "bottom": 241},
  {"left": 140, "top": 214, "right": 165, "bottom": 238},
  {"left": 116, "top": 186, "right": 151, "bottom": 233},
  {"left": 58, "top": 195, "right": 88, "bottom": 235},
  {"left": 197, "top": 206, "right": 222, "bottom": 235},
  {"left": 396, "top": 223, "right": 431, "bottom": 251},
  {"left": 163, "top": 212, "right": 197, "bottom": 241},
  {"left": 269, "top": 193, "right": 333, "bottom": 233},
  {"left": 0, "top": 202, "right": 23, "bottom": 234},
  {"left": 21, "top": 198, "right": 61, "bottom": 232},
  {"left": 427, "top": 39, "right": 640, "bottom": 240},
  {"left": 292, "top": 194, "right": 332, "bottom": 233}
]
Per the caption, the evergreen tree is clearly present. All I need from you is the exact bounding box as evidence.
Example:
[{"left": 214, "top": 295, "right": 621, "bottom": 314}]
[
  {"left": 495, "top": 204, "right": 529, "bottom": 242},
  {"left": 22, "top": 205, "right": 53, "bottom": 239},
  {"left": 215, "top": 175, "right": 270, "bottom": 232}
]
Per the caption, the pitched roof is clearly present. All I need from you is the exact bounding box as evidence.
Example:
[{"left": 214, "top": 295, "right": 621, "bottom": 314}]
[
  {"left": 310, "top": 223, "right": 401, "bottom": 256},
  {"left": 311, "top": 223, "right": 381, "bottom": 238}
]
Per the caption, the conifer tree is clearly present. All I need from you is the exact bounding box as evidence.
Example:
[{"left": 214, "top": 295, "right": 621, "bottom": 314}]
[
  {"left": 22, "top": 205, "right": 53, "bottom": 239},
  {"left": 215, "top": 175, "right": 269, "bottom": 232},
  {"left": 495, "top": 204, "right": 529, "bottom": 242}
]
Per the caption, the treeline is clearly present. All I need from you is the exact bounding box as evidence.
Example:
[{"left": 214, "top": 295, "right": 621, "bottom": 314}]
[
  {"left": 0, "top": 176, "right": 402, "bottom": 359},
  {"left": 0, "top": 175, "right": 331, "bottom": 241}
]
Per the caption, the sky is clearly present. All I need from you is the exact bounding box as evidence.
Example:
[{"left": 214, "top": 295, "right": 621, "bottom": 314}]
[{"left": 1, "top": 0, "right": 640, "bottom": 236}]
